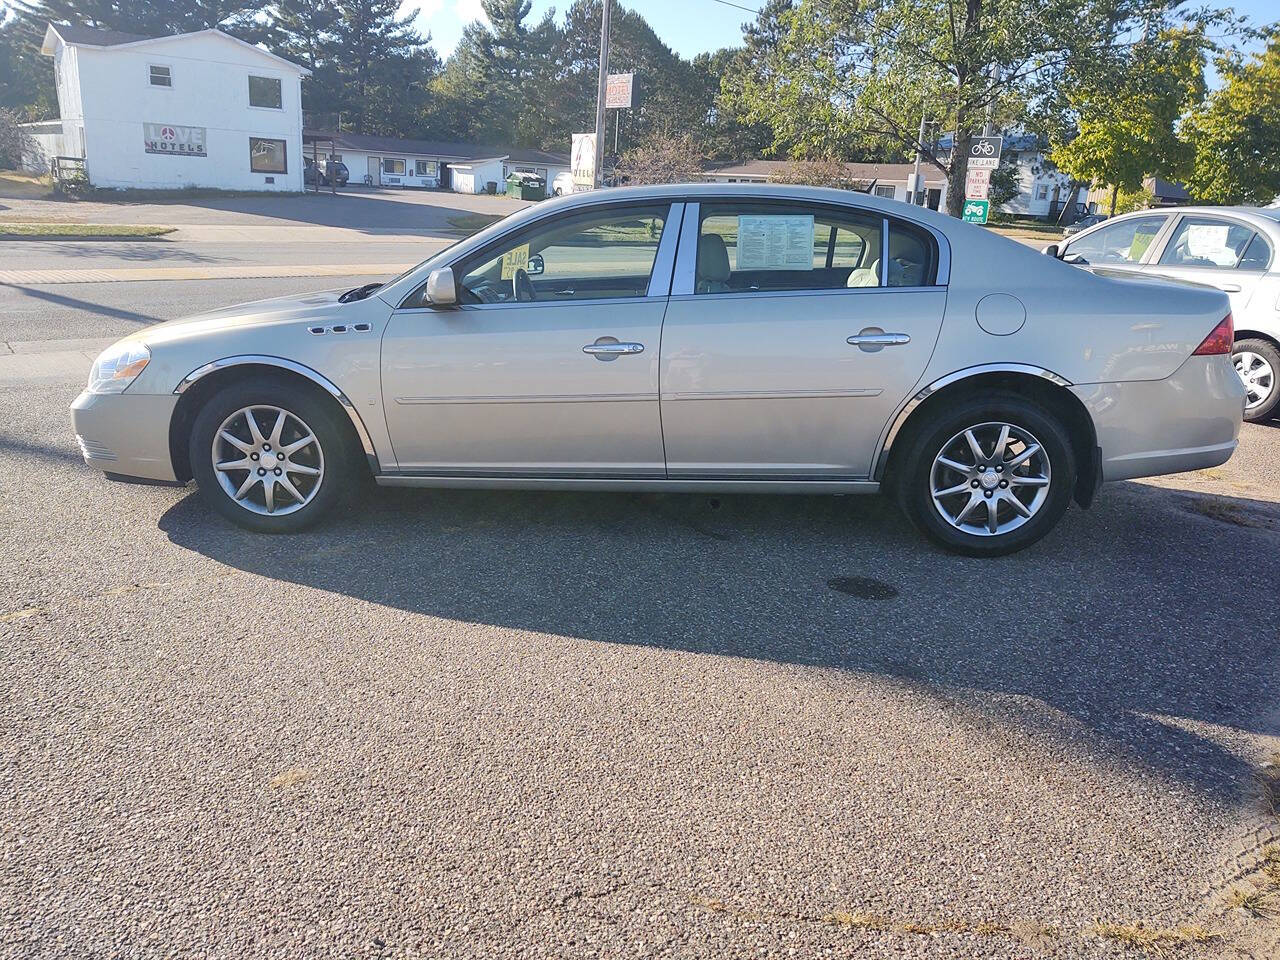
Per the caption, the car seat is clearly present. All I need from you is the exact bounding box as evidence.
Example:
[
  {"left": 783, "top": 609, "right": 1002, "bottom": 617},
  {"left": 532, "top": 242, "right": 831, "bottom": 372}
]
[{"left": 696, "top": 234, "right": 732, "bottom": 293}]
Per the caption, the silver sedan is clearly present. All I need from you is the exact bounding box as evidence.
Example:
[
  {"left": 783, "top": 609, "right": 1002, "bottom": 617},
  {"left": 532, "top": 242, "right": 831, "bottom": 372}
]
[{"left": 71, "top": 184, "right": 1245, "bottom": 556}]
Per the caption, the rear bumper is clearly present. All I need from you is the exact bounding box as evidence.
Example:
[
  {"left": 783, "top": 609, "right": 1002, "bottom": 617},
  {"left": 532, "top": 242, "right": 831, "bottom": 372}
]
[
  {"left": 70, "top": 390, "right": 180, "bottom": 483},
  {"left": 1071, "top": 354, "right": 1245, "bottom": 482}
]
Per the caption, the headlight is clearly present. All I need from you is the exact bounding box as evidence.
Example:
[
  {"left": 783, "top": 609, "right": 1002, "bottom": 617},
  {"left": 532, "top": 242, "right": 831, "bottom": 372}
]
[{"left": 87, "top": 341, "right": 150, "bottom": 394}]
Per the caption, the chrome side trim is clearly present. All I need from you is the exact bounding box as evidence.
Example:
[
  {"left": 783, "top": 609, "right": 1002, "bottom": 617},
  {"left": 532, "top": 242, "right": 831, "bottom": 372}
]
[
  {"left": 376, "top": 474, "right": 881, "bottom": 494},
  {"left": 395, "top": 392, "right": 652, "bottom": 405},
  {"left": 872, "top": 363, "right": 1073, "bottom": 481},
  {"left": 173, "top": 355, "right": 380, "bottom": 469}
]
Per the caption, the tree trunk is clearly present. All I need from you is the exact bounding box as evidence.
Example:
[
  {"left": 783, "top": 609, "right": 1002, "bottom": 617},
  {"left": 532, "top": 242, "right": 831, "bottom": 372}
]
[
  {"left": 945, "top": 130, "right": 971, "bottom": 217},
  {"left": 1109, "top": 183, "right": 1119, "bottom": 217}
]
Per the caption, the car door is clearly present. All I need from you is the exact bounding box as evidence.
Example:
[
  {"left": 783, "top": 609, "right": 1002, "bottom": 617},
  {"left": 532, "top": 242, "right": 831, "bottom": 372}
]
[
  {"left": 1059, "top": 213, "right": 1171, "bottom": 279},
  {"left": 380, "top": 201, "right": 680, "bottom": 476},
  {"left": 1144, "top": 213, "right": 1273, "bottom": 318},
  {"left": 658, "top": 200, "right": 947, "bottom": 478}
]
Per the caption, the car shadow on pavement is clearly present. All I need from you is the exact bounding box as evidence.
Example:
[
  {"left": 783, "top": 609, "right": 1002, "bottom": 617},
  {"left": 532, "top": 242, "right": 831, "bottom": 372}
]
[
  {"left": 158, "top": 479, "right": 1280, "bottom": 803},
  {"left": 2, "top": 284, "right": 164, "bottom": 325}
]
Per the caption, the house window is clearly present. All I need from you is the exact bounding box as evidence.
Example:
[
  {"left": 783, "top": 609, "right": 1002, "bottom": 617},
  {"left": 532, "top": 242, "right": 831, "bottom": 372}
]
[
  {"left": 149, "top": 64, "right": 172, "bottom": 88},
  {"left": 1035, "top": 185, "right": 1049, "bottom": 201},
  {"left": 414, "top": 159, "right": 437, "bottom": 177},
  {"left": 383, "top": 158, "right": 406, "bottom": 175},
  {"left": 874, "top": 185, "right": 896, "bottom": 199},
  {"left": 249, "top": 137, "right": 287, "bottom": 173},
  {"left": 248, "top": 75, "right": 282, "bottom": 109}
]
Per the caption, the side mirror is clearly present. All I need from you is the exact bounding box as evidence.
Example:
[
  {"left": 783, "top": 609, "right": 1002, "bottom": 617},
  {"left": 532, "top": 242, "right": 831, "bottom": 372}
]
[
  {"left": 425, "top": 267, "right": 457, "bottom": 305},
  {"left": 1041, "top": 243, "right": 1061, "bottom": 259},
  {"left": 526, "top": 253, "right": 545, "bottom": 276}
]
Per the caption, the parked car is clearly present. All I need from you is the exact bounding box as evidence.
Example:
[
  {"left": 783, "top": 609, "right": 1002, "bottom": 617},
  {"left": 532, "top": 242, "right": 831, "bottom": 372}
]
[
  {"left": 1046, "top": 205, "right": 1280, "bottom": 421},
  {"left": 1062, "top": 213, "right": 1107, "bottom": 237},
  {"left": 304, "top": 157, "right": 350, "bottom": 187},
  {"left": 551, "top": 171, "right": 575, "bottom": 196},
  {"left": 71, "top": 184, "right": 1243, "bottom": 556}
]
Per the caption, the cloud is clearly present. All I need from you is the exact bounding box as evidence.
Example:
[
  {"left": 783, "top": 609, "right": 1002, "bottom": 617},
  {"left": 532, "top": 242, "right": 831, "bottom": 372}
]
[{"left": 453, "top": 0, "right": 489, "bottom": 26}]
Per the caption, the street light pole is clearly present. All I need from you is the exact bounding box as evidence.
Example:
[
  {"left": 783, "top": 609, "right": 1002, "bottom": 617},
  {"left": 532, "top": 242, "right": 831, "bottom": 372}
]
[{"left": 593, "top": 0, "right": 612, "bottom": 188}]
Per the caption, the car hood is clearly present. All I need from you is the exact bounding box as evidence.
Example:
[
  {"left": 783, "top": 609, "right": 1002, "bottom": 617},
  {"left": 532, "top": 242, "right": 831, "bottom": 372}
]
[{"left": 137, "top": 288, "right": 355, "bottom": 346}]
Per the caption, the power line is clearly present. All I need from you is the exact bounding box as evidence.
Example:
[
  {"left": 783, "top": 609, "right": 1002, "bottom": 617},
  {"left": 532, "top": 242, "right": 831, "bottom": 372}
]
[{"left": 703, "top": 0, "right": 762, "bottom": 15}]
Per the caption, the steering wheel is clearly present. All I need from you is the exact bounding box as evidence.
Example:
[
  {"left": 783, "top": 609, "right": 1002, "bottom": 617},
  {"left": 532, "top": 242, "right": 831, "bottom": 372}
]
[{"left": 513, "top": 268, "right": 537, "bottom": 302}]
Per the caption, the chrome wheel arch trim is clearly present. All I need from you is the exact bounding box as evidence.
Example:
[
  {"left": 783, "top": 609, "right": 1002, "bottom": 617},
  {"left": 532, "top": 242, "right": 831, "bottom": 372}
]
[
  {"left": 174, "top": 355, "right": 380, "bottom": 470},
  {"left": 873, "top": 363, "right": 1073, "bottom": 481}
]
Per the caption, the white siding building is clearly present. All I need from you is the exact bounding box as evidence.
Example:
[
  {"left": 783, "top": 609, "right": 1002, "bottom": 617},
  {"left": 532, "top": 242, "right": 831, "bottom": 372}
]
[
  {"left": 303, "top": 130, "right": 569, "bottom": 194},
  {"left": 27, "top": 23, "right": 309, "bottom": 192}
]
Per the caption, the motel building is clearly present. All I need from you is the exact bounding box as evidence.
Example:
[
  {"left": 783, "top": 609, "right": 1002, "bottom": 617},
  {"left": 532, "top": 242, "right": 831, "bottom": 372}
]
[{"left": 24, "top": 23, "right": 309, "bottom": 191}]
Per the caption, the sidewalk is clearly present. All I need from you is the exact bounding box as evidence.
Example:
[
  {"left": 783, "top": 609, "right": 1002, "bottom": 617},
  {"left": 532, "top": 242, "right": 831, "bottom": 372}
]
[
  {"left": 162, "top": 224, "right": 457, "bottom": 243},
  {"left": 0, "top": 262, "right": 416, "bottom": 285}
]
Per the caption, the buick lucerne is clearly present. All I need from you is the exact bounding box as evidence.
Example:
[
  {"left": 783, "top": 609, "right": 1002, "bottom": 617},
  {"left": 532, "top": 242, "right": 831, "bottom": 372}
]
[{"left": 71, "top": 185, "right": 1245, "bottom": 556}]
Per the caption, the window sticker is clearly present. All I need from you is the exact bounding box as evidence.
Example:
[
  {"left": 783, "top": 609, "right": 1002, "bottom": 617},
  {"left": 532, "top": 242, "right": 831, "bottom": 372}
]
[
  {"left": 736, "top": 215, "right": 815, "bottom": 271},
  {"left": 1184, "top": 223, "right": 1231, "bottom": 261},
  {"left": 1129, "top": 230, "right": 1156, "bottom": 261},
  {"left": 500, "top": 243, "right": 531, "bottom": 280}
]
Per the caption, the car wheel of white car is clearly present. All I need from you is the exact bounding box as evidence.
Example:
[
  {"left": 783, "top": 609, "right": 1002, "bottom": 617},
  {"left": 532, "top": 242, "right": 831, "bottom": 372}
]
[
  {"left": 1233, "top": 338, "right": 1279, "bottom": 422},
  {"left": 899, "top": 394, "right": 1077, "bottom": 557},
  {"left": 189, "top": 378, "right": 355, "bottom": 533}
]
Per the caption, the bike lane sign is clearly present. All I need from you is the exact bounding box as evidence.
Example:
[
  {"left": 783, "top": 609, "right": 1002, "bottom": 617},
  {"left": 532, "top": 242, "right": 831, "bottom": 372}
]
[{"left": 967, "top": 136, "right": 1003, "bottom": 170}]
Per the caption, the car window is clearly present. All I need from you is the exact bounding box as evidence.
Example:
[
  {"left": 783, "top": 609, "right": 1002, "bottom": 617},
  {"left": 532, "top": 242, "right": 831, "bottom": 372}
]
[
  {"left": 1239, "top": 232, "right": 1274, "bottom": 270},
  {"left": 695, "top": 204, "right": 893, "bottom": 294},
  {"left": 1065, "top": 216, "right": 1165, "bottom": 265},
  {"left": 457, "top": 204, "right": 668, "bottom": 304},
  {"left": 1158, "top": 216, "right": 1267, "bottom": 270}
]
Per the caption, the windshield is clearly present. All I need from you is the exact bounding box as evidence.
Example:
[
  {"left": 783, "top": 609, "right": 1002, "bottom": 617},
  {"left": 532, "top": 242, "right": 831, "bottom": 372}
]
[{"left": 378, "top": 205, "right": 534, "bottom": 291}]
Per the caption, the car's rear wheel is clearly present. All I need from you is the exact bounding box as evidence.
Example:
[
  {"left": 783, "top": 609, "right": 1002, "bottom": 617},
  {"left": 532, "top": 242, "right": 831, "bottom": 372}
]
[
  {"left": 898, "top": 395, "right": 1076, "bottom": 556},
  {"left": 1234, "top": 338, "right": 1279, "bottom": 422},
  {"left": 189, "top": 378, "right": 355, "bottom": 533}
]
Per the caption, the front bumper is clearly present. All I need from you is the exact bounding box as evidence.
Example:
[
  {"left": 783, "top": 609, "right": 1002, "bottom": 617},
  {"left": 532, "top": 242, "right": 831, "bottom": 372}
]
[
  {"left": 1072, "top": 354, "right": 1246, "bottom": 482},
  {"left": 70, "top": 390, "right": 181, "bottom": 483}
]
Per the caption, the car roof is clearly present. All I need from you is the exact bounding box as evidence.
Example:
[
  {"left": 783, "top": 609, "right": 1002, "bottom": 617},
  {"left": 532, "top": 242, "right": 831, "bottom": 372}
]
[{"left": 1110, "top": 204, "right": 1280, "bottom": 222}]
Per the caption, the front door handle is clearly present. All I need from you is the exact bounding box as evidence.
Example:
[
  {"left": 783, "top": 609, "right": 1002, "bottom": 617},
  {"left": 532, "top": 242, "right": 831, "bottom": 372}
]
[
  {"left": 1220, "top": 283, "right": 1242, "bottom": 293},
  {"left": 847, "top": 331, "right": 911, "bottom": 350},
  {"left": 583, "top": 338, "right": 644, "bottom": 361}
]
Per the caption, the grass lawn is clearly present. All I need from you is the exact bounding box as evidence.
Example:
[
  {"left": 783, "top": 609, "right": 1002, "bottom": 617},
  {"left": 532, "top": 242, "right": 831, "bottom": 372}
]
[
  {"left": 0, "top": 170, "right": 54, "bottom": 199},
  {"left": 447, "top": 213, "right": 504, "bottom": 233},
  {"left": 0, "top": 223, "right": 176, "bottom": 238}
]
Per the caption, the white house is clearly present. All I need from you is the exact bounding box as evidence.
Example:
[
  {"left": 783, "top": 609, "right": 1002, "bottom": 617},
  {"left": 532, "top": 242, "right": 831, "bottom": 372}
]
[
  {"left": 26, "top": 23, "right": 309, "bottom": 192},
  {"left": 702, "top": 159, "right": 950, "bottom": 210},
  {"left": 303, "top": 130, "right": 569, "bottom": 194}
]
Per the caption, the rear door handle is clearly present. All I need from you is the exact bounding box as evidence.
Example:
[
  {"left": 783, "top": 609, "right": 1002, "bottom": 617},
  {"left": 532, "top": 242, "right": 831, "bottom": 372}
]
[{"left": 847, "top": 332, "right": 911, "bottom": 347}]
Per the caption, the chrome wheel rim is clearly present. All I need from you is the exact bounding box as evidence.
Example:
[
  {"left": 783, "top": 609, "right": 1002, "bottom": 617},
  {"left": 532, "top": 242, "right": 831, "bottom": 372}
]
[
  {"left": 930, "top": 421, "right": 1052, "bottom": 537},
  {"left": 1234, "top": 350, "right": 1275, "bottom": 410},
  {"left": 212, "top": 405, "right": 324, "bottom": 516}
]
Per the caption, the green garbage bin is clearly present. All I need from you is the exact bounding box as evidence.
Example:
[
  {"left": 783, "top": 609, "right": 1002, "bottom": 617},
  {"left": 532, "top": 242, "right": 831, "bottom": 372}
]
[{"left": 506, "top": 174, "right": 546, "bottom": 201}]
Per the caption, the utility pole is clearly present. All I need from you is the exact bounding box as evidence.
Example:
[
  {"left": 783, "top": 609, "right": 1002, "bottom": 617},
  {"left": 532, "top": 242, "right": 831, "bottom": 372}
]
[
  {"left": 911, "top": 110, "right": 927, "bottom": 205},
  {"left": 593, "top": 0, "right": 612, "bottom": 188}
]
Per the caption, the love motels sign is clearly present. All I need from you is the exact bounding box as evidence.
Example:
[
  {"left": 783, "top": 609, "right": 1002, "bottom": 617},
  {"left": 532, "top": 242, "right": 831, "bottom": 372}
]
[{"left": 143, "top": 122, "right": 207, "bottom": 157}]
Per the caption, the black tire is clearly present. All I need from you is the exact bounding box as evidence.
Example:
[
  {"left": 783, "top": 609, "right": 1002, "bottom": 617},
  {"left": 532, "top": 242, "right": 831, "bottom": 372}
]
[
  {"left": 1234, "top": 338, "right": 1280, "bottom": 423},
  {"left": 896, "top": 393, "right": 1077, "bottom": 557},
  {"left": 189, "top": 377, "right": 357, "bottom": 533}
]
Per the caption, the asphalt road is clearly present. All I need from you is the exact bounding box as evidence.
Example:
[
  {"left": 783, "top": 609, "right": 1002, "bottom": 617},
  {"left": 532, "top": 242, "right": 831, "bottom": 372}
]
[{"left": 2, "top": 276, "right": 1279, "bottom": 959}]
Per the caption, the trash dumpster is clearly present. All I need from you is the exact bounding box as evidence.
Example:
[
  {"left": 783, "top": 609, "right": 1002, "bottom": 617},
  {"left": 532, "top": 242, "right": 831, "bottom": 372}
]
[{"left": 505, "top": 172, "right": 546, "bottom": 201}]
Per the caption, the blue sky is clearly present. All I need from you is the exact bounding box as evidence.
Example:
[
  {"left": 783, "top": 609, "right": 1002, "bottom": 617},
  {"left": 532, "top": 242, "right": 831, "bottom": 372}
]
[{"left": 405, "top": 0, "right": 1279, "bottom": 61}]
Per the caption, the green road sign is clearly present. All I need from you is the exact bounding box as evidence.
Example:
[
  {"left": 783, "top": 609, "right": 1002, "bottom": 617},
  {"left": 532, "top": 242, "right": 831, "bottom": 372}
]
[{"left": 962, "top": 199, "right": 989, "bottom": 223}]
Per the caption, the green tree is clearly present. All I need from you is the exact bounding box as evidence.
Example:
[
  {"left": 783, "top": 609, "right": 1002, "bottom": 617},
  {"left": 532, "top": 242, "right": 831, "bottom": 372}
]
[
  {"left": 729, "top": 0, "right": 1224, "bottom": 217},
  {"left": 1183, "top": 34, "right": 1280, "bottom": 206},
  {"left": 716, "top": 0, "right": 795, "bottom": 161},
  {"left": 1051, "top": 26, "right": 1206, "bottom": 216},
  {"left": 268, "top": 0, "right": 343, "bottom": 126},
  {"left": 332, "top": 0, "right": 438, "bottom": 135}
]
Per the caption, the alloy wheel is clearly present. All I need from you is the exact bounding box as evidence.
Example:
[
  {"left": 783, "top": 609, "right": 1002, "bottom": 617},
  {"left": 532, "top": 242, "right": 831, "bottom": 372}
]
[
  {"left": 929, "top": 421, "right": 1052, "bottom": 537},
  {"left": 1235, "top": 350, "right": 1275, "bottom": 410},
  {"left": 211, "top": 405, "right": 324, "bottom": 516}
]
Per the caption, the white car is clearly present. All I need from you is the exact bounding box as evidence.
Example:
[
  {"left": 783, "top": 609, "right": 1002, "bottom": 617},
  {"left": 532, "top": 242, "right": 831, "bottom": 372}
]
[
  {"left": 1049, "top": 206, "right": 1280, "bottom": 421},
  {"left": 551, "top": 171, "right": 576, "bottom": 196},
  {"left": 71, "top": 184, "right": 1244, "bottom": 556}
]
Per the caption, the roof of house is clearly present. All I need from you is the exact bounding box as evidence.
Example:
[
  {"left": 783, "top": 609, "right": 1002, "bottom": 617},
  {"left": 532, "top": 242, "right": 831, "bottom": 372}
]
[
  {"left": 42, "top": 23, "right": 310, "bottom": 75},
  {"left": 304, "top": 130, "right": 568, "bottom": 166},
  {"left": 704, "top": 158, "right": 946, "bottom": 185},
  {"left": 1146, "top": 177, "right": 1191, "bottom": 201},
  {"left": 46, "top": 24, "right": 154, "bottom": 46}
]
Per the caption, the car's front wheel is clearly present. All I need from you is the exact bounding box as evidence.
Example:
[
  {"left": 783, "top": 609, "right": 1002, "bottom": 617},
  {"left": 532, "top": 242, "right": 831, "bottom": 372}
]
[
  {"left": 189, "top": 378, "right": 356, "bottom": 532},
  {"left": 898, "top": 395, "right": 1076, "bottom": 557},
  {"left": 1234, "top": 338, "right": 1279, "bottom": 422}
]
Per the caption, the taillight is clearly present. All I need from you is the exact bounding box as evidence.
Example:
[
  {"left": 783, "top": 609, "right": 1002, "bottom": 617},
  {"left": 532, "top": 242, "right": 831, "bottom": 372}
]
[{"left": 1192, "top": 313, "right": 1234, "bottom": 355}]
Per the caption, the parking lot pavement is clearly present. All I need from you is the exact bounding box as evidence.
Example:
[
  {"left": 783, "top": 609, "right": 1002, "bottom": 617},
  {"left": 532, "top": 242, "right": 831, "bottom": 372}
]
[{"left": 3, "top": 280, "right": 1280, "bottom": 959}]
